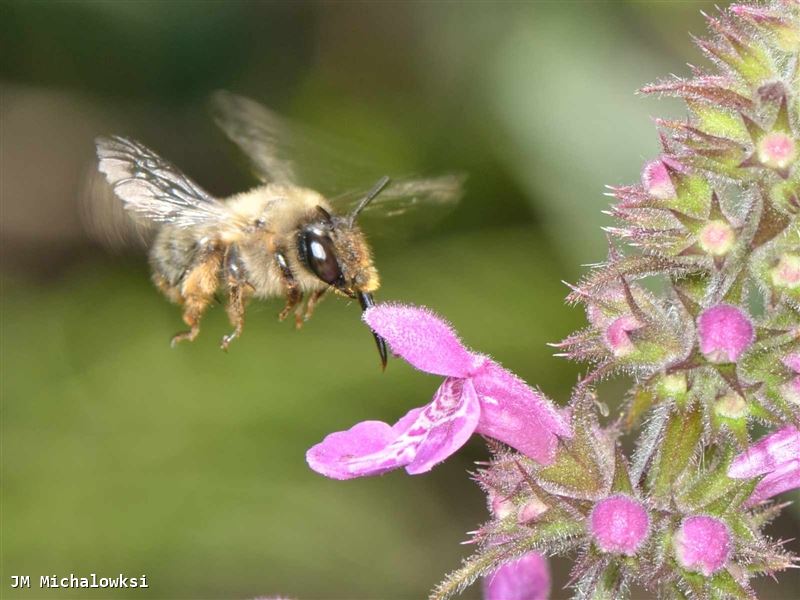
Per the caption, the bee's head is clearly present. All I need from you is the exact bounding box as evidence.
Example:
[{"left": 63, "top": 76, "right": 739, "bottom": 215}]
[
  {"left": 297, "top": 209, "right": 385, "bottom": 368},
  {"left": 296, "top": 178, "right": 390, "bottom": 368},
  {"left": 297, "top": 207, "right": 379, "bottom": 296}
]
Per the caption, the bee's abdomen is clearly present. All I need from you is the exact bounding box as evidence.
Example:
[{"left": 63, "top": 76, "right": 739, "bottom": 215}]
[{"left": 149, "top": 227, "right": 204, "bottom": 289}]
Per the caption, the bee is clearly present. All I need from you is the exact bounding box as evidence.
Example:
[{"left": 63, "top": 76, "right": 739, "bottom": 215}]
[{"left": 94, "top": 91, "right": 462, "bottom": 367}]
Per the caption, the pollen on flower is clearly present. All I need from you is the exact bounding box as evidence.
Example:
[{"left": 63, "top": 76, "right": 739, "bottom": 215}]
[
  {"left": 698, "top": 220, "right": 736, "bottom": 256},
  {"left": 641, "top": 159, "right": 676, "bottom": 200},
  {"left": 674, "top": 516, "right": 731, "bottom": 576},
  {"left": 770, "top": 254, "right": 800, "bottom": 288},
  {"left": 589, "top": 495, "right": 650, "bottom": 556},
  {"left": 758, "top": 132, "right": 797, "bottom": 171},
  {"left": 697, "top": 304, "right": 754, "bottom": 363}
]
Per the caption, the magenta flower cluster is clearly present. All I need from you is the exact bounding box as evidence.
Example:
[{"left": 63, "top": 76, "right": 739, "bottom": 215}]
[{"left": 304, "top": 2, "right": 800, "bottom": 598}]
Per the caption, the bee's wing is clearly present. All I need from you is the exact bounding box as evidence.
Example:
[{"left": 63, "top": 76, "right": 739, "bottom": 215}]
[
  {"left": 210, "top": 90, "right": 401, "bottom": 196},
  {"left": 328, "top": 174, "right": 465, "bottom": 239},
  {"left": 81, "top": 165, "right": 156, "bottom": 252},
  {"left": 331, "top": 174, "right": 465, "bottom": 218},
  {"left": 96, "top": 135, "right": 230, "bottom": 229}
]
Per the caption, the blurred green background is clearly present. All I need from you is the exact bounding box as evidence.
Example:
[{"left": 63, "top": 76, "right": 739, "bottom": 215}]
[{"left": 2, "top": 2, "right": 798, "bottom": 599}]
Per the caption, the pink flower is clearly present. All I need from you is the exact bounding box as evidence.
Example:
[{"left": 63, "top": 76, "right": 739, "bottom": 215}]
[
  {"left": 590, "top": 495, "right": 650, "bottom": 556},
  {"left": 674, "top": 516, "right": 731, "bottom": 576},
  {"left": 482, "top": 552, "right": 550, "bottom": 600},
  {"left": 728, "top": 425, "right": 800, "bottom": 506},
  {"left": 696, "top": 304, "right": 754, "bottom": 363},
  {"left": 306, "top": 304, "right": 572, "bottom": 480}
]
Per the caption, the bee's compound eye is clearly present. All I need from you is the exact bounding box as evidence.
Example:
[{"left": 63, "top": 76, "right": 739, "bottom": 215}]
[{"left": 301, "top": 229, "right": 343, "bottom": 286}]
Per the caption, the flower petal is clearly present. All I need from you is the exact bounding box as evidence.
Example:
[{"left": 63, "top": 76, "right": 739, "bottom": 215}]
[
  {"left": 306, "top": 378, "right": 481, "bottom": 479},
  {"left": 728, "top": 425, "right": 800, "bottom": 478},
  {"left": 306, "top": 421, "right": 407, "bottom": 480},
  {"left": 363, "top": 304, "right": 480, "bottom": 377},
  {"left": 746, "top": 459, "right": 800, "bottom": 506},
  {"left": 473, "top": 361, "right": 572, "bottom": 464},
  {"left": 728, "top": 425, "right": 800, "bottom": 505},
  {"left": 406, "top": 378, "right": 481, "bottom": 474}
]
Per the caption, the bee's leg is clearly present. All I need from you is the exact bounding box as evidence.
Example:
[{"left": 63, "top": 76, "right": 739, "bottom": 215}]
[
  {"left": 302, "top": 288, "right": 328, "bottom": 324},
  {"left": 170, "top": 249, "right": 222, "bottom": 347},
  {"left": 153, "top": 273, "right": 183, "bottom": 304},
  {"left": 275, "top": 249, "right": 303, "bottom": 325},
  {"left": 220, "top": 245, "right": 251, "bottom": 351}
]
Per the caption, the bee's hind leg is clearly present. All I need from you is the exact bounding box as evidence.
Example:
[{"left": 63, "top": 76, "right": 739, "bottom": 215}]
[
  {"left": 170, "top": 249, "right": 222, "bottom": 348},
  {"left": 220, "top": 245, "right": 251, "bottom": 351}
]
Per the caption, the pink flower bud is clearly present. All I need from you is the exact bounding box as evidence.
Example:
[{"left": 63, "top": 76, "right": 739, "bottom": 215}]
[
  {"left": 698, "top": 220, "right": 736, "bottom": 256},
  {"left": 697, "top": 304, "right": 754, "bottom": 363},
  {"left": 517, "top": 497, "right": 549, "bottom": 524},
  {"left": 604, "top": 315, "right": 642, "bottom": 357},
  {"left": 770, "top": 254, "right": 800, "bottom": 288},
  {"left": 483, "top": 552, "right": 550, "bottom": 600},
  {"left": 714, "top": 392, "right": 748, "bottom": 419},
  {"left": 780, "top": 354, "right": 800, "bottom": 405},
  {"left": 758, "top": 132, "right": 796, "bottom": 171},
  {"left": 589, "top": 495, "right": 650, "bottom": 556},
  {"left": 674, "top": 516, "right": 731, "bottom": 576},
  {"left": 489, "top": 491, "right": 515, "bottom": 520},
  {"left": 642, "top": 159, "right": 676, "bottom": 200},
  {"left": 782, "top": 353, "right": 800, "bottom": 373}
]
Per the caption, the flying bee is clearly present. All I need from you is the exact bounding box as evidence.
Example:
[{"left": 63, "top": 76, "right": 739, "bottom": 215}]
[{"left": 94, "top": 91, "right": 463, "bottom": 367}]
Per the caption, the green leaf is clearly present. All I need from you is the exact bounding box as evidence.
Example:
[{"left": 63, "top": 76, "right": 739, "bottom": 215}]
[
  {"left": 648, "top": 403, "right": 703, "bottom": 499},
  {"left": 537, "top": 405, "right": 612, "bottom": 500},
  {"left": 624, "top": 385, "right": 655, "bottom": 432},
  {"left": 611, "top": 446, "right": 634, "bottom": 495},
  {"left": 687, "top": 101, "right": 749, "bottom": 143},
  {"left": 709, "top": 568, "right": 752, "bottom": 600}
]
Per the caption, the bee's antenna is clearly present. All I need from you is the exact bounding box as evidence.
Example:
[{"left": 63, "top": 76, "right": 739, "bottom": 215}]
[{"left": 348, "top": 176, "right": 391, "bottom": 225}]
